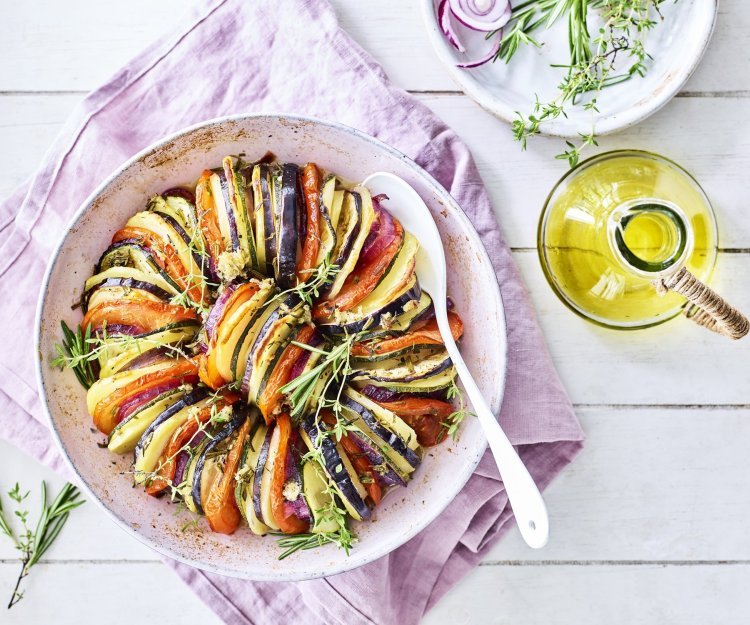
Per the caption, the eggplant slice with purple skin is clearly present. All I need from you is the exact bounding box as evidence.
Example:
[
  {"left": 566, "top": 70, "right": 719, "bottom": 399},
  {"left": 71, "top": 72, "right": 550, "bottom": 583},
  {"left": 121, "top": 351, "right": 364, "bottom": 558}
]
[
  {"left": 188, "top": 404, "right": 249, "bottom": 515},
  {"left": 300, "top": 415, "right": 372, "bottom": 521},
  {"left": 275, "top": 163, "right": 299, "bottom": 289}
]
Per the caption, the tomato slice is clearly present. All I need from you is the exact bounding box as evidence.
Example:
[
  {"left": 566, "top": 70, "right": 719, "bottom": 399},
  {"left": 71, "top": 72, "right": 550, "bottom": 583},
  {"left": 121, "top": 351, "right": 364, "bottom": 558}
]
[
  {"left": 195, "top": 170, "right": 224, "bottom": 268},
  {"left": 82, "top": 299, "right": 199, "bottom": 334},
  {"left": 203, "top": 412, "right": 251, "bottom": 534},
  {"left": 313, "top": 219, "right": 404, "bottom": 320},
  {"left": 296, "top": 163, "right": 321, "bottom": 283},
  {"left": 145, "top": 392, "right": 239, "bottom": 497},
  {"left": 339, "top": 434, "right": 382, "bottom": 505},
  {"left": 257, "top": 325, "right": 317, "bottom": 425},
  {"left": 351, "top": 311, "right": 464, "bottom": 359},
  {"left": 112, "top": 226, "right": 206, "bottom": 305},
  {"left": 92, "top": 358, "right": 199, "bottom": 435},
  {"left": 198, "top": 351, "right": 226, "bottom": 390},
  {"left": 270, "top": 413, "right": 310, "bottom": 534},
  {"left": 370, "top": 397, "right": 454, "bottom": 447}
]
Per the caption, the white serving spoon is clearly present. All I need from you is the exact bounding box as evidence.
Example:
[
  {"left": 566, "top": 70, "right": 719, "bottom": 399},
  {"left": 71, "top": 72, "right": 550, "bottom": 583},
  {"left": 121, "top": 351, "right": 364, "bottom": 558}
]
[{"left": 363, "top": 172, "right": 549, "bottom": 549}]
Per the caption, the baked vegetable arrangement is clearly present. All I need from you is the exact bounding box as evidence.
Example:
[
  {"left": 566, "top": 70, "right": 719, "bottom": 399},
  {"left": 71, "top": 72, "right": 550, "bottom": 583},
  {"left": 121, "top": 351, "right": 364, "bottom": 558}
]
[{"left": 53, "top": 157, "right": 469, "bottom": 558}]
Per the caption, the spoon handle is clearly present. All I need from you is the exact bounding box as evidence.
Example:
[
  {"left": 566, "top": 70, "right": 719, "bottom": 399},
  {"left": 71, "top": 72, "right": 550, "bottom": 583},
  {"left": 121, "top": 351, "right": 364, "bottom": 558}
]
[{"left": 439, "top": 317, "right": 550, "bottom": 549}]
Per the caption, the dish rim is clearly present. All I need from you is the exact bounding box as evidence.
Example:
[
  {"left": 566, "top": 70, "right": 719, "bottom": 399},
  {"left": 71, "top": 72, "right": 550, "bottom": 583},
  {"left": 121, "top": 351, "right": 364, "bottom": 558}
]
[{"left": 33, "top": 112, "right": 508, "bottom": 581}]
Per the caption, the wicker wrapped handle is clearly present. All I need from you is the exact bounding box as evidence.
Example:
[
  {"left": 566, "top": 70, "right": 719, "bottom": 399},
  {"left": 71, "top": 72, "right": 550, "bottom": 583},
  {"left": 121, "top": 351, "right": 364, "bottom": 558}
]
[{"left": 653, "top": 267, "right": 749, "bottom": 340}]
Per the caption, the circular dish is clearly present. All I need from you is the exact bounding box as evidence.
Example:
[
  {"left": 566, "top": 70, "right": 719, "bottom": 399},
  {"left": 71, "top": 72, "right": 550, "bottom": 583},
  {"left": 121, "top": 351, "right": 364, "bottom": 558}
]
[
  {"left": 35, "top": 114, "right": 507, "bottom": 581},
  {"left": 421, "top": 0, "right": 718, "bottom": 137}
]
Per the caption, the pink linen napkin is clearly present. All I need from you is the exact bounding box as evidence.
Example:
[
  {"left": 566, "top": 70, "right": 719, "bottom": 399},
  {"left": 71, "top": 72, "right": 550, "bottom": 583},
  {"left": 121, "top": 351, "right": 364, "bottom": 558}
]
[{"left": 0, "top": 0, "right": 584, "bottom": 623}]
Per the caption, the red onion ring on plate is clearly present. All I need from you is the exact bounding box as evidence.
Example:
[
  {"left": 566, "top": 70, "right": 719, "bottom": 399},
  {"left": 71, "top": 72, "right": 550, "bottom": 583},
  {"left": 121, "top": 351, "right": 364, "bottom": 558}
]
[
  {"left": 448, "top": 0, "right": 511, "bottom": 32},
  {"left": 438, "top": 0, "right": 466, "bottom": 52},
  {"left": 456, "top": 34, "right": 502, "bottom": 68}
]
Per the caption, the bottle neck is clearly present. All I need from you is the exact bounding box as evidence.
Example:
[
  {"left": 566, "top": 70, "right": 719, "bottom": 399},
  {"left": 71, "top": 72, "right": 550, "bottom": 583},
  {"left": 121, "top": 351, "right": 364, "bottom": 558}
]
[{"left": 608, "top": 199, "right": 693, "bottom": 278}]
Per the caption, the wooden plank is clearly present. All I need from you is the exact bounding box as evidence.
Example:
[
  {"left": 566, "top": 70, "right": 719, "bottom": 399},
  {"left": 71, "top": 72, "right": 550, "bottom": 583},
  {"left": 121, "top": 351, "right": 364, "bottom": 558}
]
[
  {"left": 1, "top": 93, "right": 750, "bottom": 251},
  {"left": 0, "top": 562, "right": 220, "bottom": 624},
  {"left": 3, "top": 407, "right": 750, "bottom": 565},
  {"left": 0, "top": 1, "right": 746, "bottom": 95},
  {"left": 519, "top": 251, "right": 750, "bottom": 406},
  {"left": 422, "top": 563, "right": 750, "bottom": 625}
]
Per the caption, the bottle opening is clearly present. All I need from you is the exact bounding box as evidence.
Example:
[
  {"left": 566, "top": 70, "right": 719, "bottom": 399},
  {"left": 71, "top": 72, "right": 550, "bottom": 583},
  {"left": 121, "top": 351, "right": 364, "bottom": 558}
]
[{"left": 610, "top": 200, "right": 692, "bottom": 276}]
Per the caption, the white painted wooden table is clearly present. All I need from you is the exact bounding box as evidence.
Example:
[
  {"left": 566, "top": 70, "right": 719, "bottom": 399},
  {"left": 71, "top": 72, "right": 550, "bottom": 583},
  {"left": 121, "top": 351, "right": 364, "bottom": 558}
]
[{"left": 2, "top": 1, "right": 749, "bottom": 623}]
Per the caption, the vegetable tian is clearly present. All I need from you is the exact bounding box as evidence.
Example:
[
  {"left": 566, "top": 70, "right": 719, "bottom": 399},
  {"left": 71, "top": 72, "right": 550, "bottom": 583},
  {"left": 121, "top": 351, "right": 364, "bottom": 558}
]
[{"left": 53, "top": 156, "right": 469, "bottom": 558}]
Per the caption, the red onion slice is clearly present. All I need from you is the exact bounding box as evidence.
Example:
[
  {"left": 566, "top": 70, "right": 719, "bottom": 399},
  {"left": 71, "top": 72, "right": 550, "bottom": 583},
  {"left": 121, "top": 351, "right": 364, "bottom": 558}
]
[
  {"left": 438, "top": 0, "right": 466, "bottom": 52},
  {"left": 203, "top": 281, "right": 240, "bottom": 340},
  {"left": 359, "top": 200, "right": 397, "bottom": 266},
  {"left": 448, "top": 0, "right": 511, "bottom": 32},
  {"left": 456, "top": 34, "right": 502, "bottom": 68}
]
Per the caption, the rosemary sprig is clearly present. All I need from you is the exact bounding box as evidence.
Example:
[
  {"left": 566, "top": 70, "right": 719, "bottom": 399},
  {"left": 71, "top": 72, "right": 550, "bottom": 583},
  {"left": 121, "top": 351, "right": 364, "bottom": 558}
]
[
  {"left": 51, "top": 322, "right": 194, "bottom": 389},
  {"left": 51, "top": 322, "right": 98, "bottom": 389},
  {"left": 492, "top": 0, "right": 667, "bottom": 166},
  {"left": 0, "top": 482, "right": 85, "bottom": 608}
]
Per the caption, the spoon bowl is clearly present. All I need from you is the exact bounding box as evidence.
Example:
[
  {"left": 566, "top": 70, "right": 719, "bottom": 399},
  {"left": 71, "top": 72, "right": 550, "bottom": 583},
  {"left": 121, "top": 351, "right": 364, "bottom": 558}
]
[{"left": 363, "top": 171, "right": 550, "bottom": 549}]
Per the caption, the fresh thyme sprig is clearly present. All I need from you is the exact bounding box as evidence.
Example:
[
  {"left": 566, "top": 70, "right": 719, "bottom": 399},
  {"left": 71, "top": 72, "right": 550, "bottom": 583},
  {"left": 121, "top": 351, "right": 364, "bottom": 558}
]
[
  {"left": 491, "top": 0, "right": 667, "bottom": 166},
  {"left": 0, "top": 482, "right": 84, "bottom": 608},
  {"left": 442, "top": 378, "right": 475, "bottom": 441},
  {"left": 268, "top": 255, "right": 341, "bottom": 310}
]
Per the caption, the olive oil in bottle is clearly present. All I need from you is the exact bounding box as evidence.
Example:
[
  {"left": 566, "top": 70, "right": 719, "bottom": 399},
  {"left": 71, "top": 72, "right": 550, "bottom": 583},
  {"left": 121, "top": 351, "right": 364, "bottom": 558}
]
[{"left": 538, "top": 151, "right": 718, "bottom": 328}]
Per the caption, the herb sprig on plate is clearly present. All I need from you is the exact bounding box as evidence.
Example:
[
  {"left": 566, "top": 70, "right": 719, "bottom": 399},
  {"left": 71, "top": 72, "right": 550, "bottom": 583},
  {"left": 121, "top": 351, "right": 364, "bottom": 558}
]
[{"left": 490, "top": 0, "right": 668, "bottom": 166}]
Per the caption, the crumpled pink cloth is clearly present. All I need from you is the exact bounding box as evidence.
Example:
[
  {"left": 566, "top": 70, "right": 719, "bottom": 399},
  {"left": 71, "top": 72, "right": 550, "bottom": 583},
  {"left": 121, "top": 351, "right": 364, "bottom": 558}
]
[{"left": 0, "top": 0, "right": 584, "bottom": 623}]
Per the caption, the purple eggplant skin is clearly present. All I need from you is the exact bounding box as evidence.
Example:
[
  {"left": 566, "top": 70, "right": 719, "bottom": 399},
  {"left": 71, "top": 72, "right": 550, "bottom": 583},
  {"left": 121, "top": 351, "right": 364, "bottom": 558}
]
[
  {"left": 340, "top": 395, "right": 421, "bottom": 469},
  {"left": 259, "top": 163, "right": 277, "bottom": 276},
  {"left": 331, "top": 191, "right": 362, "bottom": 269},
  {"left": 212, "top": 167, "right": 240, "bottom": 251},
  {"left": 83, "top": 277, "right": 172, "bottom": 313},
  {"left": 252, "top": 424, "right": 275, "bottom": 524},
  {"left": 163, "top": 187, "right": 196, "bottom": 205},
  {"left": 357, "top": 354, "right": 453, "bottom": 384},
  {"left": 240, "top": 293, "right": 302, "bottom": 395},
  {"left": 172, "top": 430, "right": 206, "bottom": 489},
  {"left": 190, "top": 404, "right": 249, "bottom": 515},
  {"left": 153, "top": 210, "right": 210, "bottom": 282},
  {"left": 133, "top": 388, "right": 210, "bottom": 465},
  {"left": 346, "top": 431, "right": 406, "bottom": 488},
  {"left": 276, "top": 163, "right": 299, "bottom": 289},
  {"left": 317, "top": 281, "right": 422, "bottom": 336},
  {"left": 360, "top": 384, "right": 449, "bottom": 403},
  {"left": 301, "top": 415, "right": 372, "bottom": 521}
]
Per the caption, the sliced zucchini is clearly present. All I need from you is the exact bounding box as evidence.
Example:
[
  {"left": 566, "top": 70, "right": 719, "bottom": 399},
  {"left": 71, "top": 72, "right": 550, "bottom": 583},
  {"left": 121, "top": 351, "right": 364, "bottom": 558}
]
[
  {"left": 107, "top": 386, "right": 186, "bottom": 454},
  {"left": 235, "top": 414, "right": 271, "bottom": 535},
  {"left": 259, "top": 425, "right": 281, "bottom": 530},
  {"left": 351, "top": 349, "right": 452, "bottom": 383},
  {"left": 326, "top": 186, "right": 376, "bottom": 299},
  {"left": 360, "top": 365, "right": 458, "bottom": 394},
  {"left": 85, "top": 267, "right": 180, "bottom": 300},
  {"left": 315, "top": 176, "right": 338, "bottom": 266},
  {"left": 223, "top": 157, "right": 257, "bottom": 269}
]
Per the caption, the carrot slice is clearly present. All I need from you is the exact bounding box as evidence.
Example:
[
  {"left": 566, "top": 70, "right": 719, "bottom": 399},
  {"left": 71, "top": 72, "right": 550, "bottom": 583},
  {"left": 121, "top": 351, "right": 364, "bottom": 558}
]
[
  {"left": 204, "top": 414, "right": 251, "bottom": 534},
  {"left": 270, "top": 413, "right": 310, "bottom": 535},
  {"left": 297, "top": 163, "right": 322, "bottom": 283},
  {"left": 313, "top": 219, "right": 404, "bottom": 320},
  {"left": 92, "top": 359, "right": 199, "bottom": 435},
  {"left": 112, "top": 226, "right": 206, "bottom": 305},
  {"left": 370, "top": 397, "right": 454, "bottom": 447},
  {"left": 351, "top": 311, "right": 464, "bottom": 359},
  {"left": 82, "top": 300, "right": 199, "bottom": 334},
  {"left": 145, "top": 393, "right": 239, "bottom": 497},
  {"left": 256, "top": 325, "right": 317, "bottom": 424}
]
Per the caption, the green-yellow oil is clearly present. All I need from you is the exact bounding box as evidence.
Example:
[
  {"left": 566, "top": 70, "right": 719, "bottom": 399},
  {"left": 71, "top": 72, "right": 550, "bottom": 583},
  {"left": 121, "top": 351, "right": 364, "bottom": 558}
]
[{"left": 539, "top": 153, "right": 717, "bottom": 327}]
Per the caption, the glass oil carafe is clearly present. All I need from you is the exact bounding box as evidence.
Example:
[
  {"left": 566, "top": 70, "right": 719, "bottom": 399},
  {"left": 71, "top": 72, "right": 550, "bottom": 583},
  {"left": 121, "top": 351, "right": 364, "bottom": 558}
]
[{"left": 538, "top": 150, "right": 747, "bottom": 338}]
